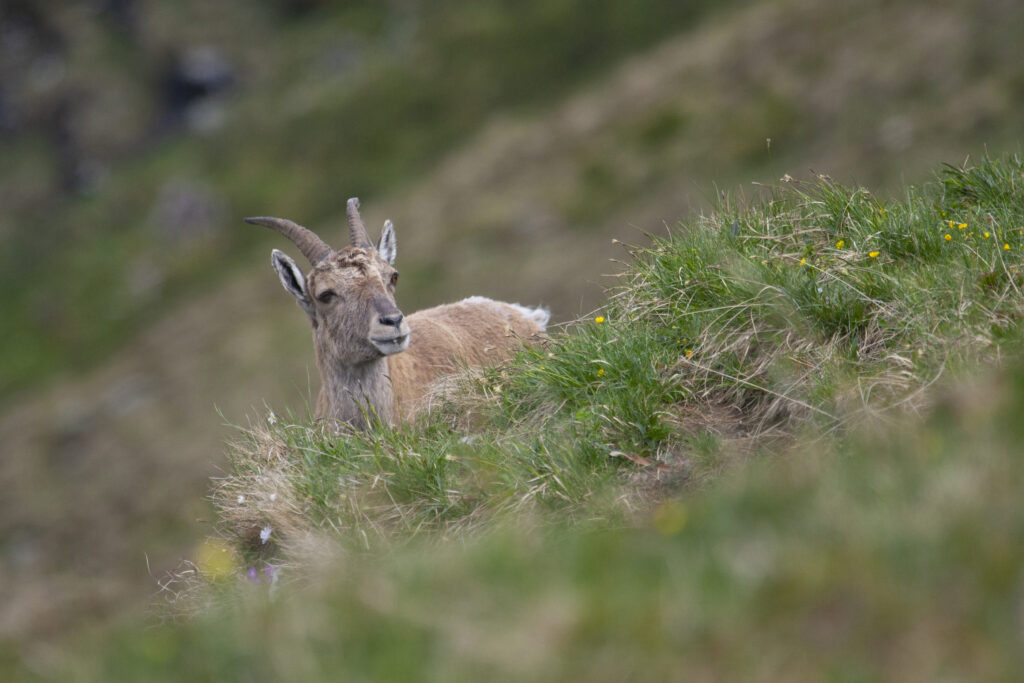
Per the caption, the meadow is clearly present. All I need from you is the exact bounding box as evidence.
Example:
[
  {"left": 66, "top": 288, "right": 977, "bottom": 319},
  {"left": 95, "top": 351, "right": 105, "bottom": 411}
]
[
  {"left": 14, "top": 157, "right": 1024, "bottom": 681},
  {"left": 5, "top": 1, "right": 1024, "bottom": 676}
]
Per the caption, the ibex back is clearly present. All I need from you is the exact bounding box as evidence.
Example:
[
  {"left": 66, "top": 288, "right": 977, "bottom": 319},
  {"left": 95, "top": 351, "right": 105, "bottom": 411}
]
[{"left": 247, "top": 198, "right": 548, "bottom": 428}]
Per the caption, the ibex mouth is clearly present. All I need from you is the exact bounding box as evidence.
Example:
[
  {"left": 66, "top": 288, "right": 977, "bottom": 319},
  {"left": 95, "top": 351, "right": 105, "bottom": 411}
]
[{"left": 371, "top": 334, "right": 410, "bottom": 355}]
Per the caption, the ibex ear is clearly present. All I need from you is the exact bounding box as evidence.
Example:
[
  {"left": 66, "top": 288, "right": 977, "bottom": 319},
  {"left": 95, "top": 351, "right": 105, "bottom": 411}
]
[
  {"left": 377, "top": 219, "right": 397, "bottom": 265},
  {"left": 271, "top": 249, "right": 314, "bottom": 318}
]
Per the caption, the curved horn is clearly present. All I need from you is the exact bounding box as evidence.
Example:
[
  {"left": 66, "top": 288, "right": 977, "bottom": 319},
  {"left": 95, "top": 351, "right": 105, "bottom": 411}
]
[
  {"left": 245, "top": 216, "right": 333, "bottom": 265},
  {"left": 346, "top": 197, "right": 372, "bottom": 248}
]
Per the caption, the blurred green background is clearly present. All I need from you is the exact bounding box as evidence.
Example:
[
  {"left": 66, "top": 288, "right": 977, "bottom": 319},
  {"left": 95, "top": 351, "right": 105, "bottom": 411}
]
[{"left": 2, "top": 0, "right": 1024, "bottom": 657}]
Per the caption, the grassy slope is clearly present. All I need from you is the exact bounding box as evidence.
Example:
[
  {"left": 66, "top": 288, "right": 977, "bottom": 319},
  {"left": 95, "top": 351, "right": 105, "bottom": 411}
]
[
  {"left": 18, "top": 156, "right": 1024, "bottom": 681},
  {"left": 6, "top": 0, "right": 1024, "bottom": 653},
  {"left": 211, "top": 156, "right": 1024, "bottom": 559}
]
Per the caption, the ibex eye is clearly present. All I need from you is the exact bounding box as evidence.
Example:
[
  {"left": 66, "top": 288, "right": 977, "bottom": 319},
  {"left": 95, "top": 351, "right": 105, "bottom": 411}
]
[
  {"left": 317, "top": 290, "right": 337, "bottom": 304},
  {"left": 390, "top": 272, "right": 399, "bottom": 286}
]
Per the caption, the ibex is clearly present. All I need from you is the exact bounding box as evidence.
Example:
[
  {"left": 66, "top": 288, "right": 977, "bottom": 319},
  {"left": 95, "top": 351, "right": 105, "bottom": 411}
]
[{"left": 247, "top": 198, "right": 549, "bottom": 428}]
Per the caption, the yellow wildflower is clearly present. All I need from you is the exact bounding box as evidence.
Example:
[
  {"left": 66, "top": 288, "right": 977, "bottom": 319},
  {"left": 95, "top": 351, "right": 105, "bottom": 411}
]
[
  {"left": 684, "top": 349, "right": 694, "bottom": 358},
  {"left": 799, "top": 257, "right": 806, "bottom": 266},
  {"left": 596, "top": 368, "right": 605, "bottom": 377},
  {"left": 836, "top": 240, "right": 845, "bottom": 249},
  {"left": 948, "top": 220, "right": 955, "bottom": 229},
  {"left": 195, "top": 539, "right": 239, "bottom": 582},
  {"left": 984, "top": 231, "right": 990, "bottom": 238},
  {"left": 869, "top": 251, "right": 880, "bottom": 258},
  {"left": 652, "top": 500, "right": 688, "bottom": 535},
  {"left": 944, "top": 234, "right": 952, "bottom": 241},
  {"left": 595, "top": 316, "right": 605, "bottom": 324},
  {"left": 958, "top": 223, "right": 967, "bottom": 230},
  {"left": 1004, "top": 243, "right": 1011, "bottom": 251}
]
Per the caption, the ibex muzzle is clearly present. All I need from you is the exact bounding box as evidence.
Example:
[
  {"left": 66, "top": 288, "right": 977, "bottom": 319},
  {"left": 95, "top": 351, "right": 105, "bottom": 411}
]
[{"left": 368, "top": 294, "right": 410, "bottom": 356}]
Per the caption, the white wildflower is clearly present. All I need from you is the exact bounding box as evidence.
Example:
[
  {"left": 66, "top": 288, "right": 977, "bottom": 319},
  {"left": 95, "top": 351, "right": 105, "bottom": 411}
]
[{"left": 260, "top": 526, "right": 272, "bottom": 544}]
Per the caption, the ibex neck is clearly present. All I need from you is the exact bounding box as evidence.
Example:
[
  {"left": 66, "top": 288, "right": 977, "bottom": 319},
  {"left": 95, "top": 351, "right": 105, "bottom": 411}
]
[{"left": 317, "top": 355, "right": 394, "bottom": 428}]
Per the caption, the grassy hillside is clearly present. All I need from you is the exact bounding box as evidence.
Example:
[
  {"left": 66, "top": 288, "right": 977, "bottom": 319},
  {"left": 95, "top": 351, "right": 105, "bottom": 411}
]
[
  {"left": 209, "top": 156, "right": 1024, "bottom": 562},
  {"left": 5, "top": 0, "right": 1024, "bottom": 654},
  {"left": 14, "top": 156, "right": 1024, "bottom": 681}
]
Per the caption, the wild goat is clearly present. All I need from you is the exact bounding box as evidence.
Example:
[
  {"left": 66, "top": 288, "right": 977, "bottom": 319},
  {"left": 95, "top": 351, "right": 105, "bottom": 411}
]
[{"left": 247, "top": 198, "right": 549, "bottom": 428}]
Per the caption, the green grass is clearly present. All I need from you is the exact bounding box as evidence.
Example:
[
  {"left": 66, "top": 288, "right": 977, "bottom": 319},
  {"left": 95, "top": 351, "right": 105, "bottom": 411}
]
[{"left": 12, "top": 156, "right": 1024, "bottom": 681}]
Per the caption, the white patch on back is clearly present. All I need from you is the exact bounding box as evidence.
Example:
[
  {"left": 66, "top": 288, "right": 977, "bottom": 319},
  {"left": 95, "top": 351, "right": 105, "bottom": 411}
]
[
  {"left": 459, "top": 296, "right": 550, "bottom": 331},
  {"left": 460, "top": 295, "right": 495, "bottom": 306},
  {"left": 509, "top": 303, "right": 550, "bottom": 329}
]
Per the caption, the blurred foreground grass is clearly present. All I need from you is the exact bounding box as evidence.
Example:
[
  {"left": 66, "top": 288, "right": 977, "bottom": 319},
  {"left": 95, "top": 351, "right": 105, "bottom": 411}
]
[
  {"left": 65, "top": 369, "right": 1024, "bottom": 680},
  {"left": 11, "top": 157, "right": 1024, "bottom": 681},
  {"left": 21, "top": 329, "right": 1024, "bottom": 681}
]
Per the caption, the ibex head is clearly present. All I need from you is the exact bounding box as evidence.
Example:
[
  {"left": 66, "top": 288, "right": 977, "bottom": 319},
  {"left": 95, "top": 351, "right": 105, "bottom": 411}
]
[{"left": 246, "top": 198, "right": 410, "bottom": 365}]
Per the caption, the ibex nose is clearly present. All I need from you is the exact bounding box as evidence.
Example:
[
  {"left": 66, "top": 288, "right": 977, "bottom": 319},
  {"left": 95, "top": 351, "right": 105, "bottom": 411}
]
[{"left": 379, "top": 312, "right": 404, "bottom": 327}]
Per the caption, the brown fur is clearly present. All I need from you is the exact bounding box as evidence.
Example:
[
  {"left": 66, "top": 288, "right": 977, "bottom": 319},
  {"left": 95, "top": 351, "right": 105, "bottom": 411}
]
[{"left": 387, "top": 299, "right": 545, "bottom": 420}]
